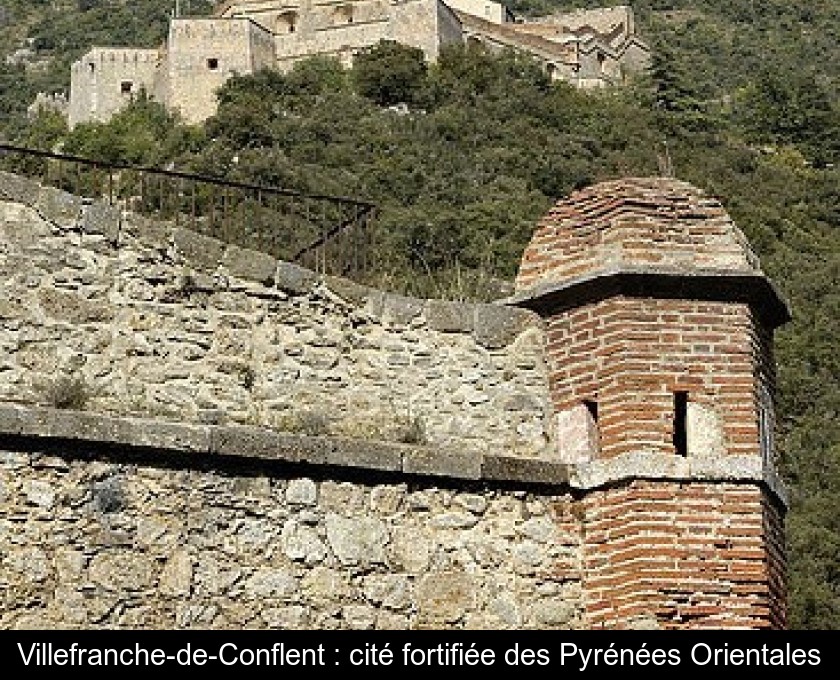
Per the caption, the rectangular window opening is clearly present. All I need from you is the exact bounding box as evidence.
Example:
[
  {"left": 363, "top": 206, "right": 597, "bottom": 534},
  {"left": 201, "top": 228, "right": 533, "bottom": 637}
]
[
  {"left": 120, "top": 81, "right": 133, "bottom": 94},
  {"left": 207, "top": 58, "right": 219, "bottom": 70},
  {"left": 673, "top": 391, "right": 688, "bottom": 457}
]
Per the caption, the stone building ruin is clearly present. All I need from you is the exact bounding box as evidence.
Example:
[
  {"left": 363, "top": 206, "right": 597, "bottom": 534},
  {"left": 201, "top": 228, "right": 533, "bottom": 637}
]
[
  {"left": 68, "top": 1, "right": 650, "bottom": 127},
  {"left": 0, "top": 167, "right": 789, "bottom": 629}
]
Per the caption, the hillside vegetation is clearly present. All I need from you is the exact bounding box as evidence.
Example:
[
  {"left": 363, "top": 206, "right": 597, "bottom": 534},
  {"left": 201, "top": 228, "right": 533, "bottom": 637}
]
[{"left": 0, "top": 1, "right": 839, "bottom": 628}]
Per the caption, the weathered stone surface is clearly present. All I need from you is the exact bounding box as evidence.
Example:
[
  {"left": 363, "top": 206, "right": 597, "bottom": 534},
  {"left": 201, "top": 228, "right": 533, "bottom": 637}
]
[
  {"left": 532, "top": 598, "right": 578, "bottom": 627},
  {"left": 18, "top": 409, "right": 130, "bottom": 444},
  {"left": 0, "top": 440, "right": 586, "bottom": 629},
  {"left": 0, "top": 179, "right": 557, "bottom": 463},
  {"left": 281, "top": 519, "right": 328, "bottom": 565},
  {"left": 362, "top": 574, "right": 412, "bottom": 611},
  {"left": 555, "top": 405, "right": 599, "bottom": 464},
  {"left": 173, "top": 228, "right": 226, "bottom": 270},
  {"left": 81, "top": 201, "right": 121, "bottom": 243},
  {"left": 38, "top": 288, "right": 113, "bottom": 323},
  {"left": 389, "top": 527, "right": 431, "bottom": 574},
  {"left": 370, "top": 293, "right": 424, "bottom": 325},
  {"left": 426, "top": 300, "right": 473, "bottom": 333},
  {"left": 37, "top": 186, "right": 81, "bottom": 229},
  {"left": 402, "top": 447, "right": 482, "bottom": 480},
  {"left": 277, "top": 434, "right": 332, "bottom": 466},
  {"left": 123, "top": 419, "right": 209, "bottom": 453},
  {"left": 518, "top": 516, "right": 556, "bottom": 543},
  {"left": 210, "top": 425, "right": 283, "bottom": 460},
  {"left": 325, "top": 514, "right": 389, "bottom": 567},
  {"left": 342, "top": 604, "right": 376, "bottom": 629},
  {"left": 159, "top": 550, "right": 193, "bottom": 596},
  {"left": 241, "top": 568, "right": 298, "bottom": 599},
  {"left": 262, "top": 605, "right": 309, "bottom": 629},
  {"left": 473, "top": 304, "right": 535, "bottom": 349},
  {"left": 687, "top": 402, "right": 726, "bottom": 458},
  {"left": 222, "top": 244, "right": 277, "bottom": 286},
  {"left": 0, "top": 406, "right": 22, "bottom": 435},
  {"left": 482, "top": 455, "right": 570, "bottom": 485},
  {"left": 432, "top": 511, "right": 478, "bottom": 529},
  {"left": 4, "top": 547, "right": 51, "bottom": 583},
  {"left": 455, "top": 493, "right": 488, "bottom": 515},
  {"left": 370, "top": 485, "right": 405, "bottom": 514},
  {"left": 0, "top": 171, "right": 41, "bottom": 205},
  {"left": 121, "top": 211, "right": 171, "bottom": 245},
  {"left": 194, "top": 557, "right": 241, "bottom": 596},
  {"left": 23, "top": 480, "right": 55, "bottom": 509},
  {"left": 326, "top": 439, "right": 402, "bottom": 472},
  {"left": 275, "top": 261, "right": 316, "bottom": 294},
  {"left": 286, "top": 478, "right": 317, "bottom": 506},
  {"left": 88, "top": 552, "right": 156, "bottom": 591},
  {"left": 416, "top": 572, "right": 475, "bottom": 624},
  {"left": 375, "top": 611, "right": 410, "bottom": 630},
  {"left": 324, "top": 276, "right": 373, "bottom": 306},
  {"left": 513, "top": 540, "right": 545, "bottom": 575},
  {"left": 301, "top": 566, "right": 352, "bottom": 604}
]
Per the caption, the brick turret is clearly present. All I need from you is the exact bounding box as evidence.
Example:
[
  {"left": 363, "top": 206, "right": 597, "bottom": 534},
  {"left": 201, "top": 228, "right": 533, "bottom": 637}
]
[{"left": 513, "top": 178, "right": 790, "bottom": 628}]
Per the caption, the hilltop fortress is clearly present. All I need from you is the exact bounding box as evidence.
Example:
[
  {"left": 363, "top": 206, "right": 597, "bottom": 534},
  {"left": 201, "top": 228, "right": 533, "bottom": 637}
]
[{"left": 68, "top": 1, "right": 650, "bottom": 127}]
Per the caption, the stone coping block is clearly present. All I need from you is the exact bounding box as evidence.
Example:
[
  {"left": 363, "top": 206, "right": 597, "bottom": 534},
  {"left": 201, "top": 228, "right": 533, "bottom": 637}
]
[
  {"left": 0, "top": 171, "right": 41, "bottom": 205},
  {"left": 222, "top": 243, "right": 277, "bottom": 287},
  {"left": 0, "top": 404, "right": 789, "bottom": 502},
  {"left": 570, "top": 450, "right": 789, "bottom": 507},
  {"left": 482, "top": 455, "right": 570, "bottom": 485},
  {"left": 81, "top": 201, "right": 121, "bottom": 244},
  {"left": 403, "top": 447, "right": 482, "bottom": 480}
]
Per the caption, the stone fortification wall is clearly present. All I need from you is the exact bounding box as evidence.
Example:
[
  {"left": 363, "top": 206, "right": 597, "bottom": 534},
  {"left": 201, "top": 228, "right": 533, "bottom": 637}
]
[
  {"left": 274, "top": 18, "right": 391, "bottom": 67},
  {"left": 224, "top": 0, "right": 454, "bottom": 69},
  {"left": 437, "top": 1, "right": 467, "bottom": 48},
  {"left": 384, "top": 0, "right": 460, "bottom": 64},
  {"left": 0, "top": 405, "right": 582, "bottom": 630},
  {"left": 0, "top": 170, "right": 580, "bottom": 630},
  {"left": 166, "top": 18, "right": 274, "bottom": 124},
  {"left": 444, "top": 0, "right": 510, "bottom": 24},
  {"left": 0, "top": 171, "right": 553, "bottom": 462},
  {"left": 540, "top": 5, "right": 634, "bottom": 37},
  {"left": 68, "top": 49, "right": 163, "bottom": 129}
]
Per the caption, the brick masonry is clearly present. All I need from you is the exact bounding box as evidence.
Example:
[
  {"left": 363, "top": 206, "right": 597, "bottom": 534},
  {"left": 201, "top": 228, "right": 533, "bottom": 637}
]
[
  {"left": 513, "top": 177, "right": 790, "bottom": 629},
  {"left": 544, "top": 297, "right": 766, "bottom": 459},
  {"left": 516, "top": 177, "right": 762, "bottom": 291},
  {"left": 581, "top": 481, "right": 786, "bottom": 629}
]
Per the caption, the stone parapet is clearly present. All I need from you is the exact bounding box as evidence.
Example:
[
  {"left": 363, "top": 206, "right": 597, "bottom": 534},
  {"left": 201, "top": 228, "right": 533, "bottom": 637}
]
[{"left": 0, "top": 171, "right": 553, "bottom": 459}]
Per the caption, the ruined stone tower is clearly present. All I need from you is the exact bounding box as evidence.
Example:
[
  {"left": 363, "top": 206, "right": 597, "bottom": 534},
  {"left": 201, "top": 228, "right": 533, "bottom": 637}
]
[{"left": 512, "top": 177, "right": 790, "bottom": 628}]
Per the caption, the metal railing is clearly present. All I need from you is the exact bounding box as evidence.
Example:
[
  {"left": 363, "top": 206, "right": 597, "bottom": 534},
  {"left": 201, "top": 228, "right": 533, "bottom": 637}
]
[{"left": 0, "top": 142, "right": 376, "bottom": 277}]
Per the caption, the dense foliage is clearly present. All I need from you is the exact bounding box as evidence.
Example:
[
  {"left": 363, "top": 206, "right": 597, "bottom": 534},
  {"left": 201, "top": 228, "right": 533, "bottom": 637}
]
[{"left": 0, "top": 1, "right": 838, "bottom": 628}]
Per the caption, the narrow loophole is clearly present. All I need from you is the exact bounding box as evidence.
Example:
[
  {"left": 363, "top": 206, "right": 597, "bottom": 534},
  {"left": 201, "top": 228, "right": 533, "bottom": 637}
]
[{"left": 673, "top": 391, "right": 688, "bottom": 457}]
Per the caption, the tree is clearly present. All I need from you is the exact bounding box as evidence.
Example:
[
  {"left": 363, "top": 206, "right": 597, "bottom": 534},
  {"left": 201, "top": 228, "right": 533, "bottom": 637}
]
[
  {"left": 736, "top": 69, "right": 840, "bottom": 167},
  {"left": 352, "top": 40, "right": 428, "bottom": 107}
]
